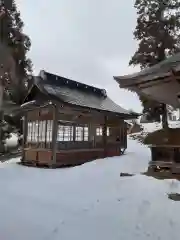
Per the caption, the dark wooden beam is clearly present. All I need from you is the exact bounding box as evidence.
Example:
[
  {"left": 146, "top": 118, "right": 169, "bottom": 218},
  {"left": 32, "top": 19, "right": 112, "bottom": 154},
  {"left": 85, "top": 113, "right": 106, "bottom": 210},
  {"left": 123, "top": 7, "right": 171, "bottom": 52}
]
[
  {"left": 22, "top": 114, "right": 28, "bottom": 162},
  {"left": 51, "top": 105, "right": 58, "bottom": 167},
  {"left": 120, "top": 75, "right": 172, "bottom": 90},
  {"left": 138, "top": 78, "right": 171, "bottom": 90},
  {"left": 123, "top": 121, "right": 127, "bottom": 149},
  {"left": 103, "top": 115, "right": 108, "bottom": 158}
]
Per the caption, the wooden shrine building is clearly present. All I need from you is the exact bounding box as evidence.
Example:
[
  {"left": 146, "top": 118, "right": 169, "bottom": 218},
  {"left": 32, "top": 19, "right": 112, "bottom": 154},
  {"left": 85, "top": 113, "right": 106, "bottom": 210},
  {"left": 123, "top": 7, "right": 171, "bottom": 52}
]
[
  {"left": 144, "top": 128, "right": 180, "bottom": 173},
  {"left": 20, "top": 70, "right": 137, "bottom": 167},
  {"left": 114, "top": 53, "right": 180, "bottom": 173}
]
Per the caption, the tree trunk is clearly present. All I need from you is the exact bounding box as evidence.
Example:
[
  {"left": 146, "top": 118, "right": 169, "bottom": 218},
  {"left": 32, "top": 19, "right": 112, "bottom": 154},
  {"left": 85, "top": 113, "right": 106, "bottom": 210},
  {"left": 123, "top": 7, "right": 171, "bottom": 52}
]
[
  {"left": 0, "top": 78, "right": 5, "bottom": 153},
  {"left": 162, "top": 104, "right": 168, "bottom": 129}
]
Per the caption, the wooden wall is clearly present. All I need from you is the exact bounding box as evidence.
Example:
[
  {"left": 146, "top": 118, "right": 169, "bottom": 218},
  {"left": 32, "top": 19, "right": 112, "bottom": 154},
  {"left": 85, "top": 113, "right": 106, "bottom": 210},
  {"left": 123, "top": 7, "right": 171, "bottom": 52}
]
[
  {"left": 27, "top": 107, "right": 54, "bottom": 121},
  {"left": 23, "top": 104, "right": 127, "bottom": 167}
]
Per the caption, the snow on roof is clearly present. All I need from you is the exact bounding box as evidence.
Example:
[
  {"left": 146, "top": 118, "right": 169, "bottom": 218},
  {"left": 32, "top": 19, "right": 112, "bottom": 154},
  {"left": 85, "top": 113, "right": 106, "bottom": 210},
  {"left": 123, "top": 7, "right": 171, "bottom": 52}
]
[
  {"left": 142, "top": 121, "right": 180, "bottom": 133},
  {"left": 129, "top": 120, "right": 180, "bottom": 142}
]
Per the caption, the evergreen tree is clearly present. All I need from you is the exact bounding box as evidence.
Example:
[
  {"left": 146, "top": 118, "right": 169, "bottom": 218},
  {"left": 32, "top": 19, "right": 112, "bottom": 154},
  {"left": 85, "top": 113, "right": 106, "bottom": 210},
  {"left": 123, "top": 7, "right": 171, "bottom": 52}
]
[
  {"left": 1, "top": 0, "right": 32, "bottom": 103},
  {"left": 0, "top": 0, "right": 32, "bottom": 152},
  {"left": 129, "top": 0, "right": 180, "bottom": 128}
]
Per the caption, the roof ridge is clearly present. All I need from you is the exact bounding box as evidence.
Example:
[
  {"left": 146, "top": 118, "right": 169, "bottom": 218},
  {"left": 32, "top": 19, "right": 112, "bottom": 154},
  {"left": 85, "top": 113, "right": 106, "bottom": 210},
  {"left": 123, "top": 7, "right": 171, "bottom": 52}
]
[{"left": 39, "top": 70, "right": 107, "bottom": 98}]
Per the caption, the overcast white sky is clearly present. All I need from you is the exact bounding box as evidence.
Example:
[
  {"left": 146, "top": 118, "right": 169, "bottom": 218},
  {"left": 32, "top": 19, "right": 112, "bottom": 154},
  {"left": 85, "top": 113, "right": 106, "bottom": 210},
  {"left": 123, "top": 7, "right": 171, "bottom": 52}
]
[{"left": 16, "top": 0, "right": 142, "bottom": 112}]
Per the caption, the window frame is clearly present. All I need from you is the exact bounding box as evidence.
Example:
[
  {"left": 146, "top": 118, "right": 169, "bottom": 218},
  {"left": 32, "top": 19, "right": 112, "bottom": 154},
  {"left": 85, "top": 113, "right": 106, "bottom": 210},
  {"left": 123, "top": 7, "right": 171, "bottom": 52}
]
[
  {"left": 83, "top": 126, "right": 89, "bottom": 141},
  {"left": 75, "top": 126, "right": 84, "bottom": 141},
  {"left": 96, "top": 126, "right": 110, "bottom": 136},
  {"left": 46, "top": 120, "right": 53, "bottom": 142},
  {"left": 57, "top": 124, "right": 74, "bottom": 142}
]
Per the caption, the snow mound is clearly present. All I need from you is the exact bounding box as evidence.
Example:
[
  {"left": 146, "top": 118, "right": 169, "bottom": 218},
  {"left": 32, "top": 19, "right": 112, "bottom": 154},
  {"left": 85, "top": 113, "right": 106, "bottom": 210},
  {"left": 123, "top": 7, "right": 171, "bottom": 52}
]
[
  {"left": 0, "top": 139, "right": 180, "bottom": 240},
  {"left": 5, "top": 133, "right": 18, "bottom": 148}
]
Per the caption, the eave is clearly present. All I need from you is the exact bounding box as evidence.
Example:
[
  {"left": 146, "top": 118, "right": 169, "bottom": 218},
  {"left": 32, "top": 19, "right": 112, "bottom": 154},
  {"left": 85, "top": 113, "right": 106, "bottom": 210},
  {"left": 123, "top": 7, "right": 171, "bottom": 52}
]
[{"left": 114, "top": 53, "right": 180, "bottom": 108}]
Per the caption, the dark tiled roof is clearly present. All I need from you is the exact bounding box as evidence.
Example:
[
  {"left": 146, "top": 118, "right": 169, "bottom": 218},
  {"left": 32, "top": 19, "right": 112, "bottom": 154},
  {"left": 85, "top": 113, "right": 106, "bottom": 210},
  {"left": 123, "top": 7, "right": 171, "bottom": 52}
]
[
  {"left": 114, "top": 52, "right": 180, "bottom": 85},
  {"left": 33, "top": 70, "right": 136, "bottom": 117},
  {"left": 39, "top": 71, "right": 107, "bottom": 97}
]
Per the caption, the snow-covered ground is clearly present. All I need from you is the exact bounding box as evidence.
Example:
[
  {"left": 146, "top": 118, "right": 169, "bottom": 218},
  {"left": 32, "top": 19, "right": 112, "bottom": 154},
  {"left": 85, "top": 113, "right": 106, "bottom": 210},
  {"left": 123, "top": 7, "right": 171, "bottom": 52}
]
[{"left": 0, "top": 139, "right": 180, "bottom": 240}]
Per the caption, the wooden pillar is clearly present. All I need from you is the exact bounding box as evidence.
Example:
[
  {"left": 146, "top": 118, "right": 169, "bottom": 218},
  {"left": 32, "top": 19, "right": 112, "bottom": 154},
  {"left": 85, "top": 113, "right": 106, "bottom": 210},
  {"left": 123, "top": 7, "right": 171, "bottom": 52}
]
[
  {"left": 103, "top": 115, "right": 108, "bottom": 157},
  {"left": 124, "top": 121, "right": 127, "bottom": 149},
  {"left": 73, "top": 123, "right": 76, "bottom": 141},
  {"left": 151, "top": 147, "right": 157, "bottom": 161},
  {"left": 22, "top": 114, "right": 28, "bottom": 162},
  {"left": 44, "top": 119, "right": 47, "bottom": 148},
  {"left": 162, "top": 104, "right": 168, "bottom": 129},
  {"left": 51, "top": 105, "right": 58, "bottom": 167},
  {"left": 89, "top": 122, "right": 95, "bottom": 148},
  {"left": 0, "top": 69, "right": 4, "bottom": 153}
]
